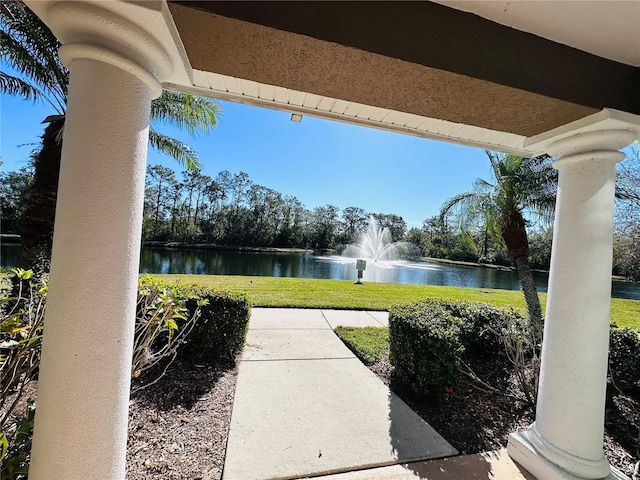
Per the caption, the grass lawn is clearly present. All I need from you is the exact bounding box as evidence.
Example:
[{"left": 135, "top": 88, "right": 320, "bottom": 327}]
[
  {"left": 334, "top": 326, "right": 389, "bottom": 364},
  {"left": 1, "top": 271, "right": 636, "bottom": 330},
  {"left": 156, "top": 274, "right": 640, "bottom": 331}
]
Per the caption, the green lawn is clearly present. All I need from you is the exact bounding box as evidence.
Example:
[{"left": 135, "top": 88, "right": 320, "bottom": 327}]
[
  {"left": 334, "top": 326, "right": 389, "bottom": 365},
  {"left": 1, "top": 271, "right": 636, "bottom": 330},
  {"left": 156, "top": 274, "right": 640, "bottom": 330}
]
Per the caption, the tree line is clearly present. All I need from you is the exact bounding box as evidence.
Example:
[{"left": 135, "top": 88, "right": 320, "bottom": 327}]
[
  {"left": 0, "top": 160, "right": 518, "bottom": 255},
  {"left": 2, "top": 149, "right": 639, "bottom": 280},
  {"left": 141, "top": 165, "right": 407, "bottom": 249}
]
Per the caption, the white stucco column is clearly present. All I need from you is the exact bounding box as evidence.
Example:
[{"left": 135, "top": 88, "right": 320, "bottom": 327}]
[
  {"left": 508, "top": 110, "right": 640, "bottom": 480},
  {"left": 27, "top": 3, "right": 173, "bottom": 479}
]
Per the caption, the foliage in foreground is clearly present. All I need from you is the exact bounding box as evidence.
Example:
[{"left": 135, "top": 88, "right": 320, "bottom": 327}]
[
  {"left": 0, "top": 271, "right": 249, "bottom": 479},
  {"left": 0, "top": 269, "right": 43, "bottom": 479},
  {"left": 132, "top": 275, "right": 205, "bottom": 387},
  {"left": 334, "top": 326, "right": 389, "bottom": 365}
]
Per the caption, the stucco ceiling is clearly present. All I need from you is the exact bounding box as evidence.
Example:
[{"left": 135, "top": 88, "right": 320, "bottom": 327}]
[
  {"left": 166, "top": 1, "right": 639, "bottom": 155},
  {"left": 27, "top": 0, "right": 640, "bottom": 157},
  {"left": 434, "top": 1, "right": 640, "bottom": 67}
]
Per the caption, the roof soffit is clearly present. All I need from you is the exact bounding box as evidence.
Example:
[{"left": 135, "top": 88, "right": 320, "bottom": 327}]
[{"left": 170, "top": 1, "right": 639, "bottom": 116}]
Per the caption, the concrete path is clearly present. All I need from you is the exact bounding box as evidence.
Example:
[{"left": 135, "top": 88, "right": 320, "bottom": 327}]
[
  {"left": 311, "top": 449, "right": 535, "bottom": 479},
  {"left": 222, "top": 308, "right": 457, "bottom": 480}
]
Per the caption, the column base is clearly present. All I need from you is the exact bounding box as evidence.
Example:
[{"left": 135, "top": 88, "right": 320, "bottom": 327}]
[{"left": 508, "top": 428, "right": 629, "bottom": 480}]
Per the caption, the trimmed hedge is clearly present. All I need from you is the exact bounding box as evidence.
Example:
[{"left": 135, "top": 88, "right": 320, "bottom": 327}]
[
  {"left": 389, "top": 299, "right": 525, "bottom": 396},
  {"left": 137, "top": 275, "right": 251, "bottom": 366},
  {"left": 389, "top": 301, "right": 464, "bottom": 395},
  {"left": 180, "top": 286, "right": 251, "bottom": 364},
  {"left": 609, "top": 326, "right": 640, "bottom": 399},
  {"left": 438, "top": 301, "right": 528, "bottom": 357}
]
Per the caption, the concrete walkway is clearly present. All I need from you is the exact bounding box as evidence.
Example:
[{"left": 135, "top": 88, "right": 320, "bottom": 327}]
[{"left": 222, "top": 308, "right": 532, "bottom": 480}]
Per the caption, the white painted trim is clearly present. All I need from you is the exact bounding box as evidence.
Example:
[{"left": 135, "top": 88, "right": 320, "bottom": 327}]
[
  {"left": 525, "top": 109, "right": 640, "bottom": 151},
  {"left": 25, "top": 0, "right": 193, "bottom": 87},
  {"left": 164, "top": 80, "right": 537, "bottom": 157}
]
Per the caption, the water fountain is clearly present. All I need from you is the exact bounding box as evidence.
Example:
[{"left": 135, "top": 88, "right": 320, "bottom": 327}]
[
  {"left": 342, "top": 216, "right": 402, "bottom": 262},
  {"left": 328, "top": 216, "right": 409, "bottom": 283},
  {"left": 312, "top": 215, "right": 441, "bottom": 284}
]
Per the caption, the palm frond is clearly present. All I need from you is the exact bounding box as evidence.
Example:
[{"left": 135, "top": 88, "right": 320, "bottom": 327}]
[
  {"left": 148, "top": 130, "right": 201, "bottom": 170},
  {"left": 440, "top": 190, "right": 493, "bottom": 234},
  {"left": 150, "top": 90, "right": 221, "bottom": 136},
  {"left": 439, "top": 191, "right": 479, "bottom": 220},
  {"left": 0, "top": 71, "right": 42, "bottom": 100},
  {"left": 485, "top": 151, "right": 504, "bottom": 184},
  {"left": 1, "top": 1, "right": 68, "bottom": 112}
]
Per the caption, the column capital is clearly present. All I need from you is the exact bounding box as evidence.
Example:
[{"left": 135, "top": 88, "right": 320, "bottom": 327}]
[
  {"left": 548, "top": 130, "right": 634, "bottom": 169},
  {"left": 524, "top": 108, "right": 639, "bottom": 161},
  {"left": 25, "top": 0, "right": 193, "bottom": 98}
]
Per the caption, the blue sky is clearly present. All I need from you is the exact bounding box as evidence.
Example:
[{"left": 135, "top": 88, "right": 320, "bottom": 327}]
[{"left": 1, "top": 92, "right": 495, "bottom": 227}]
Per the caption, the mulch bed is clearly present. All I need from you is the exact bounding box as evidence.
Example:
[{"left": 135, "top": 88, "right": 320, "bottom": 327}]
[
  {"left": 369, "top": 352, "right": 639, "bottom": 479},
  {"left": 126, "top": 360, "right": 238, "bottom": 480},
  {"left": 123, "top": 352, "right": 638, "bottom": 479}
]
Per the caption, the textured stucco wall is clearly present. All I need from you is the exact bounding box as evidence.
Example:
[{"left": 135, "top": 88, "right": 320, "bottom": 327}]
[{"left": 169, "top": 3, "right": 597, "bottom": 137}]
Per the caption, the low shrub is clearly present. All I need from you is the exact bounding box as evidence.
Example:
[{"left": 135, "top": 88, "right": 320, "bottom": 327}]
[
  {"left": 609, "top": 326, "right": 640, "bottom": 399},
  {"left": 179, "top": 286, "right": 251, "bottom": 365},
  {"left": 435, "top": 301, "right": 527, "bottom": 358},
  {"left": 389, "top": 301, "right": 464, "bottom": 396},
  {"left": 334, "top": 326, "right": 389, "bottom": 365},
  {"left": 388, "top": 299, "right": 531, "bottom": 398}
]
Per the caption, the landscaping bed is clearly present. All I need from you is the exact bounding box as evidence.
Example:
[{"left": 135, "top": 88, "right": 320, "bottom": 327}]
[
  {"left": 368, "top": 351, "right": 639, "bottom": 478},
  {"left": 127, "top": 360, "right": 238, "bottom": 480},
  {"left": 335, "top": 308, "right": 639, "bottom": 479},
  {"left": 123, "top": 330, "right": 638, "bottom": 479},
  {"left": 6, "top": 352, "right": 634, "bottom": 479}
]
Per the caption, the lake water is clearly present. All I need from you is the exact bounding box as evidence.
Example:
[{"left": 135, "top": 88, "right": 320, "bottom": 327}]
[{"left": 2, "top": 243, "right": 639, "bottom": 300}]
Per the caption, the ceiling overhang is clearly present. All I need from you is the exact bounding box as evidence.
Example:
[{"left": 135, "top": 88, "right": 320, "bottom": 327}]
[
  {"left": 172, "top": 1, "right": 638, "bottom": 117},
  {"left": 26, "top": 0, "right": 640, "bottom": 157},
  {"left": 165, "top": 1, "right": 638, "bottom": 156}
]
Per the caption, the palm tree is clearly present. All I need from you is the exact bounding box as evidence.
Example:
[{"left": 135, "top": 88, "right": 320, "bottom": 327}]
[
  {"left": 440, "top": 152, "right": 557, "bottom": 342},
  {"left": 1, "top": 0, "right": 221, "bottom": 272}
]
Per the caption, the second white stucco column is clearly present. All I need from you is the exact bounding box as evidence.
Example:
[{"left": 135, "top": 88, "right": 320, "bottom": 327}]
[
  {"left": 509, "top": 126, "right": 637, "bottom": 480},
  {"left": 28, "top": 3, "right": 172, "bottom": 479}
]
